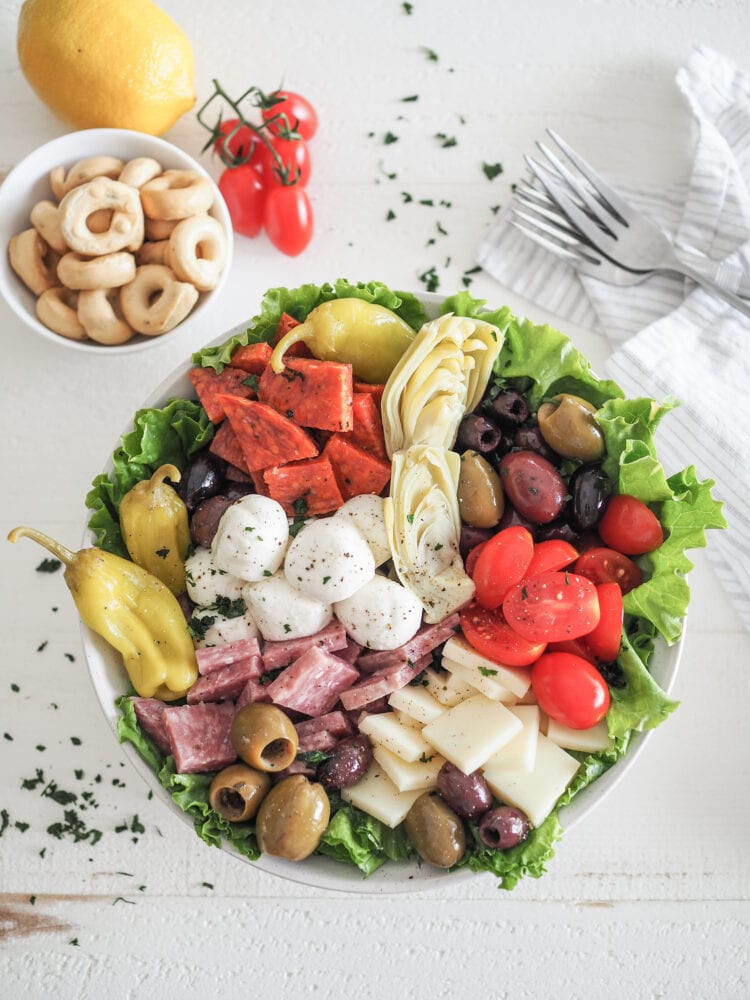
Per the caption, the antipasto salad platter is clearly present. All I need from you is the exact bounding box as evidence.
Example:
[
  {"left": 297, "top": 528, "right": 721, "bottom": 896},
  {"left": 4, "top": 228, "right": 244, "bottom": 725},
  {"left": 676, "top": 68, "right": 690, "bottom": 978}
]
[{"left": 10, "top": 279, "right": 726, "bottom": 891}]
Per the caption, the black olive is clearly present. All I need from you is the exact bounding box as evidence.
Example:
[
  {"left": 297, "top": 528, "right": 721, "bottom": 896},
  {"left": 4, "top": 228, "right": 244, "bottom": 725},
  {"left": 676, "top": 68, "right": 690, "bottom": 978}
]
[{"left": 569, "top": 465, "right": 611, "bottom": 532}]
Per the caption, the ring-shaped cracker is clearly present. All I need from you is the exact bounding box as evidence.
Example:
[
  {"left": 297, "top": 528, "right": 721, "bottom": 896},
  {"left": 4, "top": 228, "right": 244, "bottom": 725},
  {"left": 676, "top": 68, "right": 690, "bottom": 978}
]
[
  {"left": 140, "top": 169, "right": 214, "bottom": 221},
  {"left": 59, "top": 178, "right": 144, "bottom": 256},
  {"left": 77, "top": 288, "right": 134, "bottom": 345},
  {"left": 136, "top": 240, "right": 170, "bottom": 266},
  {"left": 119, "top": 264, "right": 199, "bottom": 336},
  {"left": 118, "top": 157, "right": 163, "bottom": 189},
  {"left": 168, "top": 216, "right": 227, "bottom": 291},
  {"left": 30, "top": 200, "right": 69, "bottom": 254},
  {"left": 57, "top": 250, "right": 136, "bottom": 290},
  {"left": 60, "top": 156, "right": 124, "bottom": 196},
  {"left": 36, "top": 286, "right": 87, "bottom": 340},
  {"left": 9, "top": 229, "right": 57, "bottom": 296}
]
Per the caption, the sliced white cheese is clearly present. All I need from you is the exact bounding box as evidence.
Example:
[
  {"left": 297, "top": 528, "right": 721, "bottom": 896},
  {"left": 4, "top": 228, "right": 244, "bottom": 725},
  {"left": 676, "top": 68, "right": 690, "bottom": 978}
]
[
  {"left": 372, "top": 744, "right": 445, "bottom": 792},
  {"left": 441, "top": 655, "right": 515, "bottom": 703},
  {"left": 421, "top": 694, "right": 523, "bottom": 774},
  {"left": 358, "top": 712, "right": 433, "bottom": 763},
  {"left": 441, "top": 636, "right": 532, "bottom": 699},
  {"left": 482, "top": 732, "right": 580, "bottom": 829},
  {"left": 423, "top": 667, "right": 476, "bottom": 707},
  {"left": 484, "top": 704, "right": 540, "bottom": 772},
  {"left": 392, "top": 709, "right": 422, "bottom": 729},
  {"left": 389, "top": 684, "right": 445, "bottom": 724},
  {"left": 342, "top": 760, "right": 424, "bottom": 827},
  {"left": 546, "top": 717, "right": 614, "bottom": 753}
]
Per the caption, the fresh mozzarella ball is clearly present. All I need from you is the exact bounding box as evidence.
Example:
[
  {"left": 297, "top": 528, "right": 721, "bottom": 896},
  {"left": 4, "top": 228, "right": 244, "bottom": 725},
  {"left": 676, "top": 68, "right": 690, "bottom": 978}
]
[
  {"left": 334, "top": 493, "right": 391, "bottom": 566},
  {"left": 242, "top": 573, "right": 333, "bottom": 642},
  {"left": 284, "top": 517, "right": 376, "bottom": 603},
  {"left": 211, "top": 494, "right": 289, "bottom": 582},
  {"left": 185, "top": 547, "right": 246, "bottom": 607},
  {"left": 190, "top": 605, "right": 259, "bottom": 648},
  {"left": 334, "top": 574, "right": 423, "bottom": 650}
]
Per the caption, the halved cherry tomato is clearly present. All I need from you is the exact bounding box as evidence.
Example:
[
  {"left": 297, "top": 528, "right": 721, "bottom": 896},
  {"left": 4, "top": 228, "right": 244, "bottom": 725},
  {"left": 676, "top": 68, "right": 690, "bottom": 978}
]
[
  {"left": 531, "top": 651, "right": 610, "bottom": 729},
  {"left": 524, "top": 539, "right": 578, "bottom": 578},
  {"left": 460, "top": 601, "right": 546, "bottom": 667},
  {"left": 262, "top": 90, "right": 318, "bottom": 140},
  {"left": 465, "top": 540, "right": 489, "bottom": 577},
  {"left": 255, "top": 135, "right": 311, "bottom": 187},
  {"left": 263, "top": 186, "right": 313, "bottom": 256},
  {"left": 598, "top": 494, "right": 664, "bottom": 555},
  {"left": 547, "top": 637, "right": 597, "bottom": 664},
  {"left": 471, "top": 526, "right": 534, "bottom": 610},
  {"left": 503, "top": 571, "right": 600, "bottom": 643},
  {"left": 214, "top": 118, "right": 260, "bottom": 163},
  {"left": 573, "top": 547, "right": 643, "bottom": 594},
  {"left": 583, "top": 582, "right": 623, "bottom": 662},
  {"left": 218, "top": 164, "right": 265, "bottom": 237}
]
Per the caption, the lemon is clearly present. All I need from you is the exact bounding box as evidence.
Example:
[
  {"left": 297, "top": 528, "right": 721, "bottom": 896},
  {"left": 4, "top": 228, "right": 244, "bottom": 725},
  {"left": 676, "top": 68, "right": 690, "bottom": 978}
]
[{"left": 17, "top": 0, "right": 195, "bottom": 136}]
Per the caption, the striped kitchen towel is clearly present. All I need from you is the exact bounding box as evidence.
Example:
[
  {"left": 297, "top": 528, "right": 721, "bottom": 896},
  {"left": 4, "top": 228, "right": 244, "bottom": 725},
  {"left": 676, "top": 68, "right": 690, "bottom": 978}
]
[{"left": 477, "top": 46, "right": 750, "bottom": 631}]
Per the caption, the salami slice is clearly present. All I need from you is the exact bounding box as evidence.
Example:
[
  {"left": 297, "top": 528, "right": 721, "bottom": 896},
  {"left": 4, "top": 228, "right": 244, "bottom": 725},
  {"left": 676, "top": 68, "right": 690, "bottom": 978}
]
[
  {"left": 186, "top": 655, "right": 263, "bottom": 704},
  {"left": 189, "top": 366, "right": 256, "bottom": 423},
  {"left": 294, "top": 710, "right": 354, "bottom": 750},
  {"left": 258, "top": 358, "right": 354, "bottom": 433},
  {"left": 209, "top": 420, "right": 250, "bottom": 474},
  {"left": 195, "top": 637, "right": 262, "bottom": 676},
  {"left": 236, "top": 677, "right": 273, "bottom": 709},
  {"left": 273, "top": 312, "right": 311, "bottom": 358},
  {"left": 349, "top": 392, "right": 388, "bottom": 460},
  {"left": 218, "top": 395, "right": 319, "bottom": 471},
  {"left": 266, "top": 646, "right": 360, "bottom": 717},
  {"left": 356, "top": 613, "right": 460, "bottom": 674},
  {"left": 338, "top": 655, "right": 430, "bottom": 712},
  {"left": 264, "top": 456, "right": 344, "bottom": 517},
  {"left": 131, "top": 697, "right": 171, "bottom": 756},
  {"left": 261, "top": 621, "right": 349, "bottom": 670},
  {"left": 229, "top": 341, "right": 273, "bottom": 375},
  {"left": 163, "top": 702, "right": 237, "bottom": 773},
  {"left": 322, "top": 434, "right": 392, "bottom": 501}
]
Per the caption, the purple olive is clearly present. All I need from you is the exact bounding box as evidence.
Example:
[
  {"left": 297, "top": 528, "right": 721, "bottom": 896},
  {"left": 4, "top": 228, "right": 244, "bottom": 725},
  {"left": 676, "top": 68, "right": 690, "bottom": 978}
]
[
  {"left": 436, "top": 761, "right": 492, "bottom": 820},
  {"left": 178, "top": 452, "right": 226, "bottom": 511},
  {"left": 317, "top": 735, "right": 372, "bottom": 790},
  {"left": 513, "top": 422, "right": 557, "bottom": 462},
  {"left": 190, "top": 495, "right": 235, "bottom": 548},
  {"left": 490, "top": 389, "right": 529, "bottom": 427},
  {"left": 477, "top": 806, "right": 530, "bottom": 850},
  {"left": 456, "top": 413, "right": 501, "bottom": 453},
  {"left": 498, "top": 450, "right": 568, "bottom": 524}
]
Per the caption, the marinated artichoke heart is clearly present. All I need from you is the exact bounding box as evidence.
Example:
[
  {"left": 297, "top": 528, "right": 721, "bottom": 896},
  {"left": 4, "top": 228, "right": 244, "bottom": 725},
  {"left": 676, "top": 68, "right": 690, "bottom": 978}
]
[
  {"left": 384, "top": 445, "right": 475, "bottom": 623},
  {"left": 381, "top": 313, "right": 504, "bottom": 458}
]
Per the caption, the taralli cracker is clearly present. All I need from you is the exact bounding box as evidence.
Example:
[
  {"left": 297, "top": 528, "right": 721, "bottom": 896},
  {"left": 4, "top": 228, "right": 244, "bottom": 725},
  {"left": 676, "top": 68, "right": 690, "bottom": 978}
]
[
  {"left": 59, "top": 177, "right": 144, "bottom": 256},
  {"left": 77, "top": 287, "right": 134, "bottom": 345},
  {"left": 119, "top": 263, "right": 199, "bottom": 335},
  {"left": 168, "top": 215, "right": 227, "bottom": 291},
  {"left": 140, "top": 169, "right": 214, "bottom": 220},
  {"left": 57, "top": 250, "right": 136, "bottom": 290},
  {"left": 9, "top": 228, "right": 57, "bottom": 296},
  {"left": 36, "top": 286, "right": 86, "bottom": 340}
]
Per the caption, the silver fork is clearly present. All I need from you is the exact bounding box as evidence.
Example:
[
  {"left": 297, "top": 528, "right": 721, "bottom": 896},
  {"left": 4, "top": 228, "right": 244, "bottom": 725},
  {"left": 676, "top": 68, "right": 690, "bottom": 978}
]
[{"left": 522, "top": 129, "right": 750, "bottom": 317}]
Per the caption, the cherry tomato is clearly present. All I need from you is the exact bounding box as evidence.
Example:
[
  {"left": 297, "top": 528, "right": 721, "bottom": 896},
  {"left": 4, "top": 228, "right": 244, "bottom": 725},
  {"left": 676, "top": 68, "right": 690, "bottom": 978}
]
[
  {"left": 262, "top": 90, "right": 318, "bottom": 140},
  {"left": 584, "top": 582, "right": 623, "bottom": 662},
  {"left": 218, "top": 164, "right": 266, "bottom": 237},
  {"left": 263, "top": 186, "right": 313, "bottom": 256},
  {"left": 460, "top": 602, "right": 546, "bottom": 667},
  {"left": 531, "top": 652, "right": 611, "bottom": 729},
  {"left": 214, "top": 118, "right": 260, "bottom": 163},
  {"left": 573, "top": 547, "right": 643, "bottom": 594},
  {"left": 503, "top": 571, "right": 600, "bottom": 643},
  {"left": 547, "top": 638, "right": 597, "bottom": 664},
  {"left": 524, "top": 539, "right": 578, "bottom": 579},
  {"left": 464, "top": 540, "right": 489, "bottom": 577},
  {"left": 598, "top": 494, "right": 664, "bottom": 555},
  {"left": 255, "top": 135, "right": 311, "bottom": 187},
  {"left": 471, "top": 526, "right": 534, "bottom": 610}
]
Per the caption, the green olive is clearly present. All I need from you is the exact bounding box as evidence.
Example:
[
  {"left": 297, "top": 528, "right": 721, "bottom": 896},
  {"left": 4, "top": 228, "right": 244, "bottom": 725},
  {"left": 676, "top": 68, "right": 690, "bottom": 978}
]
[
  {"left": 537, "top": 393, "right": 605, "bottom": 462},
  {"left": 255, "top": 775, "right": 331, "bottom": 861},
  {"left": 404, "top": 792, "right": 466, "bottom": 869},
  {"left": 230, "top": 703, "right": 299, "bottom": 772},
  {"left": 457, "top": 450, "right": 505, "bottom": 528},
  {"left": 208, "top": 763, "right": 271, "bottom": 822}
]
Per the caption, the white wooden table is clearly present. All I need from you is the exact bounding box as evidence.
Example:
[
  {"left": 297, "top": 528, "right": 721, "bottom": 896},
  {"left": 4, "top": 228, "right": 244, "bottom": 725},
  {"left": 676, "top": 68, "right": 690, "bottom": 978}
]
[{"left": 1, "top": 1, "right": 748, "bottom": 996}]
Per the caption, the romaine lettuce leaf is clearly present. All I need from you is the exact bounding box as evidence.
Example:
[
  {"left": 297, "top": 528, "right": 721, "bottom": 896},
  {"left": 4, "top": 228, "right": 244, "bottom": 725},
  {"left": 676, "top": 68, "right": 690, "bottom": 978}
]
[
  {"left": 462, "top": 812, "right": 562, "bottom": 890},
  {"left": 318, "top": 799, "right": 413, "bottom": 876},
  {"left": 193, "top": 279, "right": 428, "bottom": 372}
]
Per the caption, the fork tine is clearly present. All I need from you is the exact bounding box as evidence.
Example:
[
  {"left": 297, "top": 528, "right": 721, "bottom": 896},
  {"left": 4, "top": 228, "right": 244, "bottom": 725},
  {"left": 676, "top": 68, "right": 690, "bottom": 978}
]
[
  {"left": 510, "top": 209, "right": 602, "bottom": 264},
  {"left": 508, "top": 218, "right": 589, "bottom": 265},
  {"left": 545, "top": 128, "right": 633, "bottom": 225},
  {"left": 512, "top": 200, "right": 583, "bottom": 243},
  {"left": 536, "top": 140, "right": 618, "bottom": 233},
  {"left": 524, "top": 154, "right": 620, "bottom": 256}
]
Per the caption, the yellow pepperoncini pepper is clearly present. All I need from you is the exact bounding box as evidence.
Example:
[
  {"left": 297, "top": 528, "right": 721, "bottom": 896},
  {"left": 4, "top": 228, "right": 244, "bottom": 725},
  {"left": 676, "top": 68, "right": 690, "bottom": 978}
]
[
  {"left": 270, "top": 298, "right": 416, "bottom": 384},
  {"left": 8, "top": 526, "right": 198, "bottom": 701},
  {"left": 118, "top": 463, "right": 190, "bottom": 594}
]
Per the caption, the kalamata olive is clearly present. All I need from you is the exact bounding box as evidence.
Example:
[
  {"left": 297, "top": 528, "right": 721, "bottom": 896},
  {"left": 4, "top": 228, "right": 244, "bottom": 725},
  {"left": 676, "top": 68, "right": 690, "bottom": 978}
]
[
  {"left": 490, "top": 389, "right": 529, "bottom": 427},
  {"left": 569, "top": 465, "right": 611, "bottom": 532},
  {"left": 457, "top": 451, "right": 505, "bottom": 528},
  {"left": 513, "top": 422, "right": 557, "bottom": 462},
  {"left": 496, "top": 504, "right": 536, "bottom": 536},
  {"left": 255, "top": 774, "right": 331, "bottom": 861},
  {"left": 534, "top": 519, "right": 580, "bottom": 545},
  {"left": 456, "top": 413, "right": 501, "bottom": 453},
  {"left": 459, "top": 524, "right": 495, "bottom": 559},
  {"left": 435, "top": 761, "right": 492, "bottom": 820},
  {"left": 209, "top": 763, "right": 271, "bottom": 822},
  {"left": 404, "top": 792, "right": 466, "bottom": 869},
  {"left": 190, "top": 495, "right": 234, "bottom": 548},
  {"left": 223, "top": 481, "right": 256, "bottom": 501},
  {"left": 477, "top": 805, "right": 530, "bottom": 850},
  {"left": 178, "top": 452, "right": 226, "bottom": 512},
  {"left": 317, "top": 734, "right": 372, "bottom": 790},
  {"left": 498, "top": 450, "right": 568, "bottom": 524},
  {"left": 230, "top": 703, "right": 299, "bottom": 772},
  {"left": 537, "top": 394, "right": 605, "bottom": 462}
]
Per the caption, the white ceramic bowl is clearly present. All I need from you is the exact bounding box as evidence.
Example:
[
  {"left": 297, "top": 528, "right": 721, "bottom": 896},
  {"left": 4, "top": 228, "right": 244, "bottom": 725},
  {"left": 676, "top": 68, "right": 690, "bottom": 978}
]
[
  {"left": 81, "top": 296, "right": 683, "bottom": 893},
  {"left": 0, "top": 128, "right": 232, "bottom": 355}
]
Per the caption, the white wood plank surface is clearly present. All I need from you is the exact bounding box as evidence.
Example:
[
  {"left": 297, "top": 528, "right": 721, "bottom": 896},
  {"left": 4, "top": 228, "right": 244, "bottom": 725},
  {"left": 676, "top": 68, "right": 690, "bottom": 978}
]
[{"left": 1, "top": 1, "right": 748, "bottom": 997}]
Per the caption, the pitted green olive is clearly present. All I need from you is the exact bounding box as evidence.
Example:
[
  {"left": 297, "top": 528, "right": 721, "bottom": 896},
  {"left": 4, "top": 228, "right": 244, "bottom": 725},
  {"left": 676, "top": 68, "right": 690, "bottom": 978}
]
[
  {"left": 230, "top": 703, "right": 299, "bottom": 772},
  {"left": 537, "top": 393, "right": 605, "bottom": 462},
  {"left": 209, "top": 763, "right": 271, "bottom": 822},
  {"left": 255, "top": 775, "right": 331, "bottom": 861},
  {"left": 404, "top": 792, "right": 466, "bottom": 869},
  {"left": 457, "top": 450, "right": 505, "bottom": 528}
]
